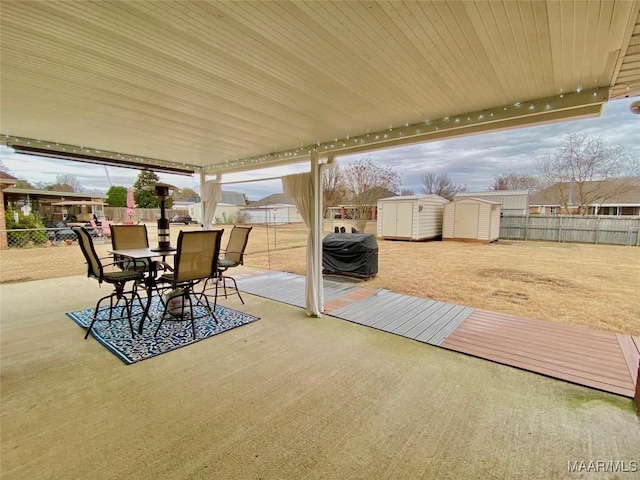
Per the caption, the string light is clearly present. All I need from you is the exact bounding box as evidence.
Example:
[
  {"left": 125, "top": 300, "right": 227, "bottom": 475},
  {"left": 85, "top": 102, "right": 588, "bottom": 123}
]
[
  {"left": 2, "top": 136, "right": 194, "bottom": 174},
  {"left": 3, "top": 87, "right": 607, "bottom": 172}
]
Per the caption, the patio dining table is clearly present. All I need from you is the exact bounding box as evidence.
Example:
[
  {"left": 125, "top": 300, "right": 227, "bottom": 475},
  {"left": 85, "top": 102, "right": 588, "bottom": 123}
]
[{"left": 108, "top": 247, "right": 176, "bottom": 334}]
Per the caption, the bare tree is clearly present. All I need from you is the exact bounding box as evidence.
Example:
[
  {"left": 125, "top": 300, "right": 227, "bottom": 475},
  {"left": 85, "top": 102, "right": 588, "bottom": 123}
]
[
  {"left": 341, "top": 157, "right": 400, "bottom": 232},
  {"left": 322, "top": 164, "right": 347, "bottom": 217},
  {"left": 48, "top": 174, "right": 84, "bottom": 192},
  {"left": 536, "top": 133, "right": 638, "bottom": 214},
  {"left": 399, "top": 188, "right": 415, "bottom": 196},
  {"left": 420, "top": 172, "right": 464, "bottom": 200},
  {"left": 491, "top": 172, "right": 540, "bottom": 192},
  {"left": 172, "top": 187, "right": 200, "bottom": 202}
]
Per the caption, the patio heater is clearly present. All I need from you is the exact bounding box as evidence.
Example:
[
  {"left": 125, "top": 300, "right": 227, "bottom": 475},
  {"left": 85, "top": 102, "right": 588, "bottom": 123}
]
[{"left": 143, "top": 182, "right": 179, "bottom": 251}]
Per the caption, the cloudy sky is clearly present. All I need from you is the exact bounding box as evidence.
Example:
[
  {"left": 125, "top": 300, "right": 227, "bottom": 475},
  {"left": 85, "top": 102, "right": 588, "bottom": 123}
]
[{"left": 1, "top": 97, "right": 638, "bottom": 201}]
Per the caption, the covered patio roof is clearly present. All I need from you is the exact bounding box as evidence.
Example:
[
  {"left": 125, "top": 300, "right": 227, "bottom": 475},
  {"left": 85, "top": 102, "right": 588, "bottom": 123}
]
[{"left": 1, "top": 1, "right": 639, "bottom": 175}]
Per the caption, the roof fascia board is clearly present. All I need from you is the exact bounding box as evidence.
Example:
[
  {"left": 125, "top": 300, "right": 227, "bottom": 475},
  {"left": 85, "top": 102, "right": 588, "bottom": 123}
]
[
  {"left": 1, "top": 140, "right": 198, "bottom": 176},
  {"left": 208, "top": 88, "right": 609, "bottom": 174}
]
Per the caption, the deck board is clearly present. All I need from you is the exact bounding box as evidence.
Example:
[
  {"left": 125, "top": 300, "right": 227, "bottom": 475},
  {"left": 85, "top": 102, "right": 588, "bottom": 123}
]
[
  {"left": 442, "top": 310, "right": 636, "bottom": 397},
  {"left": 617, "top": 334, "right": 640, "bottom": 386},
  {"left": 237, "top": 271, "right": 363, "bottom": 309},
  {"left": 237, "top": 270, "right": 638, "bottom": 398}
]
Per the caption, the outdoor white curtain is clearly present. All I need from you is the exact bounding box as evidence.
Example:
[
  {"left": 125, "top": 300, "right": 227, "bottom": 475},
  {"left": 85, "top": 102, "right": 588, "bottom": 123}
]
[
  {"left": 201, "top": 179, "right": 222, "bottom": 230},
  {"left": 282, "top": 172, "right": 323, "bottom": 317}
]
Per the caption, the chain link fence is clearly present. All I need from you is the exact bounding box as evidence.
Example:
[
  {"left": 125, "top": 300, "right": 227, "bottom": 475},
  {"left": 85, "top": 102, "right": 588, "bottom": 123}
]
[{"left": 1, "top": 225, "right": 163, "bottom": 284}]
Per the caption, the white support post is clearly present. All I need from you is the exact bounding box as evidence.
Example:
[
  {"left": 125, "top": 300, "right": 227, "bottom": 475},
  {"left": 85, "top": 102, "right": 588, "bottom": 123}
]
[
  {"left": 311, "top": 150, "right": 324, "bottom": 316},
  {"left": 199, "top": 169, "right": 207, "bottom": 228}
]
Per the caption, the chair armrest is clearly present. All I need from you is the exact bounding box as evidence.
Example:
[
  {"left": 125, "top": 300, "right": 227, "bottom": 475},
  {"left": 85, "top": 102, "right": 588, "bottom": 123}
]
[
  {"left": 156, "top": 260, "right": 174, "bottom": 272},
  {"left": 102, "top": 260, "right": 133, "bottom": 270}
]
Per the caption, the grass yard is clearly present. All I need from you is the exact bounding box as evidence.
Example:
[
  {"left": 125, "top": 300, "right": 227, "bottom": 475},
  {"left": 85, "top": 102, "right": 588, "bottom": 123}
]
[{"left": 1, "top": 221, "right": 638, "bottom": 335}]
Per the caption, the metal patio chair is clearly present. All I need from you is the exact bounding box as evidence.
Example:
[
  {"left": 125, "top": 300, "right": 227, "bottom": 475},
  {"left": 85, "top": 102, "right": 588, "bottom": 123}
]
[
  {"left": 73, "top": 227, "right": 144, "bottom": 339},
  {"left": 211, "top": 225, "right": 252, "bottom": 305},
  {"left": 154, "top": 230, "right": 223, "bottom": 339}
]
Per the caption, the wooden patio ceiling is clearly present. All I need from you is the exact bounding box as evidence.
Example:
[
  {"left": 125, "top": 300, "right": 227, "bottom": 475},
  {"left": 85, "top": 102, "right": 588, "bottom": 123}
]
[{"left": 1, "top": 1, "right": 639, "bottom": 175}]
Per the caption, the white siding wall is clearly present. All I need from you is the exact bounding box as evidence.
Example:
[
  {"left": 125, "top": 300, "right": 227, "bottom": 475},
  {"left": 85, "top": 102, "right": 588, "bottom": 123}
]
[
  {"left": 454, "top": 191, "right": 528, "bottom": 215},
  {"left": 442, "top": 203, "right": 455, "bottom": 239},
  {"left": 188, "top": 202, "right": 242, "bottom": 224},
  {"left": 476, "top": 203, "right": 490, "bottom": 240},
  {"left": 287, "top": 206, "right": 303, "bottom": 223},
  {"left": 443, "top": 198, "right": 500, "bottom": 242},
  {"left": 490, "top": 206, "right": 501, "bottom": 241},
  {"left": 417, "top": 197, "right": 447, "bottom": 239},
  {"left": 411, "top": 201, "right": 419, "bottom": 237},
  {"left": 379, "top": 195, "right": 448, "bottom": 240},
  {"left": 243, "top": 206, "right": 292, "bottom": 224}
]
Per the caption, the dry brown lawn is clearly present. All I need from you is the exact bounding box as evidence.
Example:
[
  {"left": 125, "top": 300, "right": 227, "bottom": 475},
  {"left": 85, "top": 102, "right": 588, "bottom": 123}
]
[
  {"left": 1, "top": 221, "right": 638, "bottom": 335},
  {"left": 245, "top": 222, "right": 640, "bottom": 336}
]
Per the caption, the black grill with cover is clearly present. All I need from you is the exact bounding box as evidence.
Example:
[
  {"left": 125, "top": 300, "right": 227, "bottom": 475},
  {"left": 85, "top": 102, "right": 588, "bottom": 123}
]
[{"left": 322, "top": 233, "right": 378, "bottom": 279}]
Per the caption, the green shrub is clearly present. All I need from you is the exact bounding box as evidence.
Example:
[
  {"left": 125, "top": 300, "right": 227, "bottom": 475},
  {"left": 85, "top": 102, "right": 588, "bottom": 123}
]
[
  {"left": 5, "top": 207, "right": 49, "bottom": 247},
  {"left": 221, "top": 212, "right": 234, "bottom": 224},
  {"left": 235, "top": 211, "right": 250, "bottom": 224}
]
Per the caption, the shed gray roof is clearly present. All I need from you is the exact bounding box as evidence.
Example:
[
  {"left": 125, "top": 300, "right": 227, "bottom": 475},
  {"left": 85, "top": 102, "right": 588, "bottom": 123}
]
[
  {"left": 453, "top": 197, "right": 501, "bottom": 205},
  {"left": 378, "top": 194, "right": 447, "bottom": 202}
]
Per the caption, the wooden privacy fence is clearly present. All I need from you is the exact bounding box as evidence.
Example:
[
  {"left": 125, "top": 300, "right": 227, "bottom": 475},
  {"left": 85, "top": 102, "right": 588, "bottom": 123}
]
[
  {"left": 500, "top": 215, "right": 640, "bottom": 246},
  {"left": 103, "top": 207, "right": 189, "bottom": 223}
]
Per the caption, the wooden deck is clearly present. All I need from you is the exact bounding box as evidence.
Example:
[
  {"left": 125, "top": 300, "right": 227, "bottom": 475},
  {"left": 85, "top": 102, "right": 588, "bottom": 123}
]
[
  {"left": 236, "top": 270, "right": 639, "bottom": 398},
  {"left": 441, "top": 310, "right": 639, "bottom": 398}
]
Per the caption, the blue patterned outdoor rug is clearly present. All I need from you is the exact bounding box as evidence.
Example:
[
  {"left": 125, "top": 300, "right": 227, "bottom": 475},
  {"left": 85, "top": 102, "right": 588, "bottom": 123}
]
[{"left": 66, "top": 297, "right": 260, "bottom": 364}]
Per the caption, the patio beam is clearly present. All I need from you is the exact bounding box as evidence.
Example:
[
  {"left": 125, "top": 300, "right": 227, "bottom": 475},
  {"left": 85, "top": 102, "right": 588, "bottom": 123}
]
[
  {"left": 205, "top": 88, "right": 609, "bottom": 174},
  {"left": 3, "top": 140, "right": 197, "bottom": 176}
]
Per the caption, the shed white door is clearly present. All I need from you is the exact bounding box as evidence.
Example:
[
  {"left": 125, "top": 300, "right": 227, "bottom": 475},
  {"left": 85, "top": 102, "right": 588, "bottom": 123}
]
[
  {"left": 382, "top": 201, "right": 413, "bottom": 237},
  {"left": 396, "top": 201, "right": 413, "bottom": 237},
  {"left": 454, "top": 203, "right": 479, "bottom": 238}
]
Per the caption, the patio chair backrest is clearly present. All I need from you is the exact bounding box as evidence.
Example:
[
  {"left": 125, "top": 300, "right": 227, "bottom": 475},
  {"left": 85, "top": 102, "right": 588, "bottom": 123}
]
[
  {"left": 111, "top": 224, "right": 151, "bottom": 269},
  {"left": 173, "top": 230, "right": 223, "bottom": 284},
  {"left": 111, "top": 225, "right": 149, "bottom": 250},
  {"left": 73, "top": 227, "right": 104, "bottom": 281},
  {"left": 223, "top": 226, "right": 252, "bottom": 265}
]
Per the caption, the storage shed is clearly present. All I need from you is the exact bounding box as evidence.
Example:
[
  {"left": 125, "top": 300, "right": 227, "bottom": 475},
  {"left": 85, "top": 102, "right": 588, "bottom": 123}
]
[
  {"left": 443, "top": 198, "right": 501, "bottom": 243},
  {"left": 377, "top": 195, "right": 449, "bottom": 241}
]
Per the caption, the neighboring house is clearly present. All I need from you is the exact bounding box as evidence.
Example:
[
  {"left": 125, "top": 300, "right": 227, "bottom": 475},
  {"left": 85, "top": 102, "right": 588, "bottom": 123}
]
[
  {"left": 244, "top": 193, "right": 301, "bottom": 224},
  {"left": 454, "top": 190, "right": 530, "bottom": 216},
  {"left": 3, "top": 187, "right": 108, "bottom": 223},
  {"left": 171, "top": 200, "right": 196, "bottom": 213},
  {"left": 529, "top": 181, "right": 640, "bottom": 216},
  {"left": 247, "top": 193, "right": 294, "bottom": 207},
  {"left": 0, "top": 172, "right": 18, "bottom": 249},
  {"left": 221, "top": 191, "right": 246, "bottom": 206},
  {"left": 330, "top": 188, "right": 397, "bottom": 221},
  {"left": 188, "top": 190, "right": 246, "bottom": 223}
]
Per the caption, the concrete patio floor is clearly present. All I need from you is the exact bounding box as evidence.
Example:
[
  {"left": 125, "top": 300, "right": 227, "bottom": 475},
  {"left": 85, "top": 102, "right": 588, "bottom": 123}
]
[{"left": 1, "top": 273, "right": 639, "bottom": 479}]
